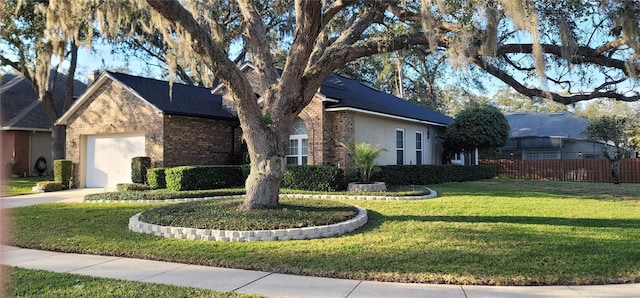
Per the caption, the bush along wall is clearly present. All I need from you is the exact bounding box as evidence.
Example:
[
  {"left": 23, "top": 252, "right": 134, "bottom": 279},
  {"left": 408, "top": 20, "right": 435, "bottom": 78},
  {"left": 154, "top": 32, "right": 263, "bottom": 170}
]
[
  {"left": 283, "top": 165, "right": 345, "bottom": 191},
  {"left": 132, "top": 157, "right": 151, "bottom": 184},
  {"left": 54, "top": 159, "right": 72, "bottom": 189},
  {"left": 147, "top": 168, "right": 167, "bottom": 189},
  {"left": 373, "top": 164, "right": 497, "bottom": 185},
  {"left": 165, "top": 165, "right": 245, "bottom": 191}
]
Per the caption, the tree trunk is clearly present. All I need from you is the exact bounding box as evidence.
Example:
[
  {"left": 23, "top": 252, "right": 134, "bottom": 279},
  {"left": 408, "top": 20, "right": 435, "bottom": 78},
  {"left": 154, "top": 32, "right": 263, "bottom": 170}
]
[
  {"left": 239, "top": 110, "right": 295, "bottom": 210},
  {"left": 610, "top": 158, "right": 621, "bottom": 184},
  {"left": 242, "top": 155, "right": 286, "bottom": 210}
]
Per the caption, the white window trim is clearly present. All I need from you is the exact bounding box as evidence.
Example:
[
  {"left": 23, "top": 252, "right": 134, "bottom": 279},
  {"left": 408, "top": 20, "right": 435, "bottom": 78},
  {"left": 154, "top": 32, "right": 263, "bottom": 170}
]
[
  {"left": 286, "top": 119, "right": 308, "bottom": 165},
  {"left": 396, "top": 128, "right": 405, "bottom": 165},
  {"left": 415, "top": 131, "right": 423, "bottom": 165}
]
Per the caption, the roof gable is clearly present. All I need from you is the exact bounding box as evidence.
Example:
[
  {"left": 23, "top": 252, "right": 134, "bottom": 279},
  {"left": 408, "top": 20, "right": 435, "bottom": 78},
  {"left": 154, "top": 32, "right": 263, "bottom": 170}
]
[
  {"left": 506, "top": 111, "right": 590, "bottom": 139},
  {"left": 1, "top": 73, "right": 86, "bottom": 130},
  {"left": 58, "top": 72, "right": 235, "bottom": 125},
  {"left": 105, "top": 72, "right": 235, "bottom": 120},
  {"left": 320, "top": 73, "right": 452, "bottom": 126}
]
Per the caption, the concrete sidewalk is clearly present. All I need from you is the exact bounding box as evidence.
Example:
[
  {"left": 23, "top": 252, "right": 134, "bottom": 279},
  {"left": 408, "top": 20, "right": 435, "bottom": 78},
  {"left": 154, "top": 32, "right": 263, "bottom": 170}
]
[
  {"left": 4, "top": 245, "right": 640, "bottom": 298},
  {"left": 0, "top": 188, "right": 103, "bottom": 208},
  {"left": 2, "top": 189, "right": 640, "bottom": 297}
]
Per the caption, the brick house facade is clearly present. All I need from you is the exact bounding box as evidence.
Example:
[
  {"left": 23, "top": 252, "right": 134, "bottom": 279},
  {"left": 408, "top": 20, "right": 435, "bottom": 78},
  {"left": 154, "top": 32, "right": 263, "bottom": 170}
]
[
  {"left": 58, "top": 66, "right": 451, "bottom": 188},
  {"left": 58, "top": 72, "right": 241, "bottom": 188}
]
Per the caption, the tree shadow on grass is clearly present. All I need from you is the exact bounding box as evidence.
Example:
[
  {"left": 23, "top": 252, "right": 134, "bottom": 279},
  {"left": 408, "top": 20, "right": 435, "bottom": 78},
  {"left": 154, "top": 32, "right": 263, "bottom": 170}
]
[{"left": 384, "top": 214, "right": 640, "bottom": 229}]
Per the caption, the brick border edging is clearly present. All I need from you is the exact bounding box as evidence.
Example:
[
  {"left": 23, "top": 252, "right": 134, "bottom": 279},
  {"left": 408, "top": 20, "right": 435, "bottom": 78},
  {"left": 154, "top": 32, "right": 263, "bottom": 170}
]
[
  {"left": 128, "top": 205, "right": 367, "bottom": 242},
  {"left": 86, "top": 187, "right": 437, "bottom": 203}
]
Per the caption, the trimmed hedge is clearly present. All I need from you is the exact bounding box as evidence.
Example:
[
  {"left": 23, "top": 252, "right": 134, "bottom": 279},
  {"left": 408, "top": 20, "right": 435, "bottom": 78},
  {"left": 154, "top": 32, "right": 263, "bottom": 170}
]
[
  {"left": 117, "top": 183, "right": 151, "bottom": 192},
  {"left": 372, "top": 164, "right": 496, "bottom": 185},
  {"left": 283, "top": 165, "right": 345, "bottom": 191},
  {"left": 147, "top": 168, "right": 167, "bottom": 189},
  {"left": 53, "top": 159, "right": 72, "bottom": 189},
  {"left": 166, "top": 165, "right": 245, "bottom": 191},
  {"left": 131, "top": 157, "right": 151, "bottom": 184},
  {"left": 36, "top": 181, "right": 64, "bottom": 192}
]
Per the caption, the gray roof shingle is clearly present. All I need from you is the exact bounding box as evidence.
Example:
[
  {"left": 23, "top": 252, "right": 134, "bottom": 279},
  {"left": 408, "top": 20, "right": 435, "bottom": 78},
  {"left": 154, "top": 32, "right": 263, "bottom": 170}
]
[
  {"left": 107, "top": 72, "right": 236, "bottom": 120},
  {"left": 321, "top": 73, "right": 452, "bottom": 126},
  {"left": 506, "top": 111, "right": 590, "bottom": 139},
  {"left": 1, "top": 73, "right": 86, "bottom": 130}
]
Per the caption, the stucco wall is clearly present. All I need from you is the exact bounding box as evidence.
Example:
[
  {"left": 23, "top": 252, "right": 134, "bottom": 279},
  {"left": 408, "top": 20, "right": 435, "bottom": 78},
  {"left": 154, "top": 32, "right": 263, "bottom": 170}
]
[
  {"left": 29, "top": 131, "right": 53, "bottom": 176},
  {"left": 353, "top": 113, "right": 444, "bottom": 166}
]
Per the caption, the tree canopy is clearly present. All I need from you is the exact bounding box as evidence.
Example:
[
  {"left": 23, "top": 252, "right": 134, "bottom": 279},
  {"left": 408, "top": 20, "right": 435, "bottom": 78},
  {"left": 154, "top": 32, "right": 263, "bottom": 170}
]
[
  {"left": 443, "top": 104, "right": 511, "bottom": 154},
  {"left": 584, "top": 115, "right": 637, "bottom": 183}
]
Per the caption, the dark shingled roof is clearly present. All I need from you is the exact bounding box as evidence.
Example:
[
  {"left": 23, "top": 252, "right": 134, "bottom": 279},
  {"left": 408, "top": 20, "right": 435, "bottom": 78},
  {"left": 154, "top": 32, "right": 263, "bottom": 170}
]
[
  {"left": 107, "top": 72, "right": 235, "bottom": 120},
  {"left": 1, "top": 73, "right": 86, "bottom": 130},
  {"left": 320, "top": 73, "right": 452, "bottom": 126},
  {"left": 506, "top": 111, "right": 590, "bottom": 139}
]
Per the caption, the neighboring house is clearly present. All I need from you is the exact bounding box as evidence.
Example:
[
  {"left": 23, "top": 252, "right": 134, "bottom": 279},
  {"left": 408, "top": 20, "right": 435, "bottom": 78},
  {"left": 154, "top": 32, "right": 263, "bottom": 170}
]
[
  {"left": 1, "top": 73, "right": 86, "bottom": 177},
  {"left": 58, "top": 66, "right": 452, "bottom": 189},
  {"left": 501, "top": 111, "right": 611, "bottom": 160}
]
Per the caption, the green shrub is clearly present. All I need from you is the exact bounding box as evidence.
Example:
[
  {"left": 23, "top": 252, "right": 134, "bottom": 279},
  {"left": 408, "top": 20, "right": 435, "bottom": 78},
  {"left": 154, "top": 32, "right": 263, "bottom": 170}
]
[
  {"left": 131, "top": 157, "right": 151, "bottom": 184},
  {"left": 373, "top": 164, "right": 497, "bottom": 185},
  {"left": 165, "top": 165, "right": 245, "bottom": 191},
  {"left": 53, "top": 159, "right": 72, "bottom": 189},
  {"left": 36, "top": 181, "right": 64, "bottom": 192},
  {"left": 147, "top": 168, "right": 167, "bottom": 189},
  {"left": 283, "top": 165, "right": 345, "bottom": 191},
  {"left": 240, "top": 164, "right": 251, "bottom": 181},
  {"left": 117, "top": 183, "right": 151, "bottom": 192}
]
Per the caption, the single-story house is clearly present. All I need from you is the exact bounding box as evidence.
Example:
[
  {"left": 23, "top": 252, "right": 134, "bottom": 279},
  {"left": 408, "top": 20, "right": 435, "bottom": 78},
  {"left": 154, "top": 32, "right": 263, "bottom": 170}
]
[
  {"left": 500, "top": 111, "right": 611, "bottom": 160},
  {"left": 57, "top": 65, "right": 452, "bottom": 189},
  {"left": 1, "top": 73, "right": 86, "bottom": 177},
  {"left": 56, "top": 72, "right": 242, "bottom": 189}
]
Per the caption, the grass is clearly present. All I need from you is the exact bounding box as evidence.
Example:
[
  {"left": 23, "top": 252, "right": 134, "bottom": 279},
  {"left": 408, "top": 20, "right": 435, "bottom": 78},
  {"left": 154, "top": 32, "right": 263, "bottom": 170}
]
[
  {"left": 7, "top": 179, "right": 640, "bottom": 286},
  {"left": 2, "top": 266, "right": 259, "bottom": 297},
  {"left": 140, "top": 197, "right": 357, "bottom": 230},
  {"left": 2, "top": 176, "right": 51, "bottom": 196}
]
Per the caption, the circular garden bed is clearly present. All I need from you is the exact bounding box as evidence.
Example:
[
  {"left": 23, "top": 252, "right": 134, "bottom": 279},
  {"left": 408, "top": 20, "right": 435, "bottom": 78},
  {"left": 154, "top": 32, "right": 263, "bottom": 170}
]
[{"left": 129, "top": 197, "right": 367, "bottom": 241}]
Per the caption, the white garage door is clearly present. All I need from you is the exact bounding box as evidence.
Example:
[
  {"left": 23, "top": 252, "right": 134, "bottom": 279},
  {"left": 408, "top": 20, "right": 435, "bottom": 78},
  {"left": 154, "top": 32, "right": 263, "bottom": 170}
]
[{"left": 86, "top": 133, "right": 145, "bottom": 188}]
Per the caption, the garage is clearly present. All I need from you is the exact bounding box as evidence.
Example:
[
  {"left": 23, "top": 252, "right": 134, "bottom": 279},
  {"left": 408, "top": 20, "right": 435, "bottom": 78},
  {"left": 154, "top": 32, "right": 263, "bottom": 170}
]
[{"left": 86, "top": 133, "right": 145, "bottom": 188}]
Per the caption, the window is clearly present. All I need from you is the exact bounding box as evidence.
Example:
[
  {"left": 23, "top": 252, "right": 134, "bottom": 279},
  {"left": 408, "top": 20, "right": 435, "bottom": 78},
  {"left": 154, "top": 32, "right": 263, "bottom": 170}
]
[
  {"left": 451, "top": 152, "right": 463, "bottom": 164},
  {"left": 286, "top": 118, "right": 308, "bottom": 165},
  {"left": 415, "top": 131, "right": 423, "bottom": 165},
  {"left": 396, "top": 129, "right": 404, "bottom": 165},
  {"left": 523, "top": 151, "right": 560, "bottom": 160}
]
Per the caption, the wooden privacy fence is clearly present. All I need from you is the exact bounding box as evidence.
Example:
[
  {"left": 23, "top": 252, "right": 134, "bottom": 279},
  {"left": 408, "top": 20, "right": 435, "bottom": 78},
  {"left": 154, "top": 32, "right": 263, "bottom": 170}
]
[{"left": 486, "top": 159, "right": 640, "bottom": 183}]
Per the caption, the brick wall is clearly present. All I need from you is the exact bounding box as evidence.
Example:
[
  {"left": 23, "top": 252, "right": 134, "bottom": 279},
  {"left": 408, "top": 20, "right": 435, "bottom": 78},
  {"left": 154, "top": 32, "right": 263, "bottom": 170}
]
[
  {"left": 297, "top": 97, "right": 325, "bottom": 165},
  {"left": 163, "top": 115, "right": 239, "bottom": 166},
  {"left": 65, "top": 80, "right": 164, "bottom": 186},
  {"left": 325, "top": 110, "right": 356, "bottom": 178}
]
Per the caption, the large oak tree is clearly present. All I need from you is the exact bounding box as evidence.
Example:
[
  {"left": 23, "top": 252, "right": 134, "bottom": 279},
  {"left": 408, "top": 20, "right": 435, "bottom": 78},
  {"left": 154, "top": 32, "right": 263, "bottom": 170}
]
[{"left": 22, "top": 0, "right": 640, "bottom": 209}]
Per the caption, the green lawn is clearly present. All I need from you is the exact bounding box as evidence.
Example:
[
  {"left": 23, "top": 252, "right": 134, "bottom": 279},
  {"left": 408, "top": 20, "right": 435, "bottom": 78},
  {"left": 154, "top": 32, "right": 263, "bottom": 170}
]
[
  {"left": 2, "top": 266, "right": 259, "bottom": 297},
  {"left": 7, "top": 179, "right": 640, "bottom": 285},
  {"left": 2, "top": 176, "right": 51, "bottom": 196}
]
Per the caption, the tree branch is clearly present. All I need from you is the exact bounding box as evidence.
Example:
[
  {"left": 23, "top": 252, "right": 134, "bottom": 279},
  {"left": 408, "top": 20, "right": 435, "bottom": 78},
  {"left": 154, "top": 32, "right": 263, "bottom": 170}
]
[
  {"left": 470, "top": 55, "right": 640, "bottom": 104},
  {"left": 144, "top": 0, "right": 261, "bottom": 127},
  {"left": 237, "top": 0, "right": 278, "bottom": 85},
  {"left": 496, "top": 43, "right": 640, "bottom": 76},
  {"left": 322, "top": 0, "right": 357, "bottom": 27}
]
